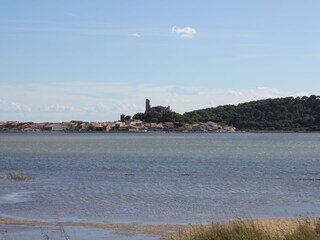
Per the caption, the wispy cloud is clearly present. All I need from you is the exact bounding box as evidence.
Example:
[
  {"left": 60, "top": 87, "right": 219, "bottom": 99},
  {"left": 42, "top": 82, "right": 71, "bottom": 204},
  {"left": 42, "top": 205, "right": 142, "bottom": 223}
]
[
  {"left": 0, "top": 82, "right": 309, "bottom": 122},
  {"left": 130, "top": 33, "right": 141, "bottom": 38},
  {"left": 41, "top": 104, "right": 75, "bottom": 112},
  {"left": 226, "top": 87, "right": 282, "bottom": 100},
  {"left": 227, "top": 90, "right": 243, "bottom": 97},
  {"left": 2, "top": 22, "right": 259, "bottom": 40},
  {"left": 13, "top": 26, "right": 121, "bottom": 36},
  {"left": 1, "top": 21, "right": 167, "bottom": 38},
  {"left": 92, "top": 103, "right": 111, "bottom": 112},
  {"left": 172, "top": 26, "right": 196, "bottom": 38},
  {"left": 0, "top": 99, "right": 32, "bottom": 113}
]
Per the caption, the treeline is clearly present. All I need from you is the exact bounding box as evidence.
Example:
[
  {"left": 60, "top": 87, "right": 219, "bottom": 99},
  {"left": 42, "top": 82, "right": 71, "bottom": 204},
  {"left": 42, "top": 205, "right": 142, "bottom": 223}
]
[{"left": 183, "top": 95, "right": 320, "bottom": 131}]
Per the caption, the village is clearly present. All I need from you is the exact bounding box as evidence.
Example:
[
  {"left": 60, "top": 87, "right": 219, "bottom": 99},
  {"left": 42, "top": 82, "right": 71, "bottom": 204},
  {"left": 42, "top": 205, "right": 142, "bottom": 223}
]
[
  {"left": 0, "top": 100, "right": 236, "bottom": 133},
  {"left": 0, "top": 119, "right": 236, "bottom": 133}
]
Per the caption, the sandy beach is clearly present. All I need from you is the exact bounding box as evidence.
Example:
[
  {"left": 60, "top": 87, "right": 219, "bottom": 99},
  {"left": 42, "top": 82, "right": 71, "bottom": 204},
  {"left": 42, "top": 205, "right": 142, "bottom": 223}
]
[{"left": 1, "top": 216, "right": 319, "bottom": 239}]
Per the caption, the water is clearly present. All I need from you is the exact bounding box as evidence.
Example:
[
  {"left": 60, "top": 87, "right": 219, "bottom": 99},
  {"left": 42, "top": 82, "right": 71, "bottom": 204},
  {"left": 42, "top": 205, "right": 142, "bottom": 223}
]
[{"left": 0, "top": 132, "right": 320, "bottom": 238}]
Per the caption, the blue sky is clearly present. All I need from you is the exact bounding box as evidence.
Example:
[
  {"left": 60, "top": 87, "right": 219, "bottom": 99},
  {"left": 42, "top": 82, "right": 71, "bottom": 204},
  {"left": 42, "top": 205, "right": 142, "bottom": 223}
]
[{"left": 0, "top": 1, "right": 319, "bottom": 121}]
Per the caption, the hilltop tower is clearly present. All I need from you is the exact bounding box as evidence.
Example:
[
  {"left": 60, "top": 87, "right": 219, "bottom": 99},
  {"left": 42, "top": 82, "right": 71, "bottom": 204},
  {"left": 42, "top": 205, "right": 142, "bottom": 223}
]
[{"left": 146, "top": 99, "right": 151, "bottom": 112}]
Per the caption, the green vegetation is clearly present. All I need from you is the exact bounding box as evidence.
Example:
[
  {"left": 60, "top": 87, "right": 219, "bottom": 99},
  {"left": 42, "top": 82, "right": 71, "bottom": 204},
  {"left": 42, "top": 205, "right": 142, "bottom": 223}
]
[
  {"left": 133, "top": 106, "right": 187, "bottom": 123},
  {"left": 133, "top": 95, "right": 320, "bottom": 131},
  {"left": 184, "top": 95, "right": 320, "bottom": 131},
  {"left": 163, "top": 219, "right": 320, "bottom": 240}
]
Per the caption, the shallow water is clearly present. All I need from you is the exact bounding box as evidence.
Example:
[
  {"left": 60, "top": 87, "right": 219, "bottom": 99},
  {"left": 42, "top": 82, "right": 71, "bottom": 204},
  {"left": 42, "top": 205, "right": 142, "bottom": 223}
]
[
  {"left": 0, "top": 132, "right": 320, "bottom": 238},
  {"left": 0, "top": 225, "right": 160, "bottom": 240}
]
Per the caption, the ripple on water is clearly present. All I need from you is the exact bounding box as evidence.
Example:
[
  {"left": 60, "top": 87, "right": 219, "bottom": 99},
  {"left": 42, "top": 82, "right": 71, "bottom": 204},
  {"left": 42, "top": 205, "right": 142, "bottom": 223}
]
[
  {"left": 1, "top": 133, "right": 320, "bottom": 224},
  {"left": 0, "top": 191, "right": 36, "bottom": 204}
]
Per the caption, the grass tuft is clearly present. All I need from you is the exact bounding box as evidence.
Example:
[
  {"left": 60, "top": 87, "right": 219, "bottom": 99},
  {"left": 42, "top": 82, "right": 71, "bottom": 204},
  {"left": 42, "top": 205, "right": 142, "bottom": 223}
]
[
  {"left": 162, "top": 219, "right": 320, "bottom": 240},
  {"left": 283, "top": 220, "right": 320, "bottom": 240}
]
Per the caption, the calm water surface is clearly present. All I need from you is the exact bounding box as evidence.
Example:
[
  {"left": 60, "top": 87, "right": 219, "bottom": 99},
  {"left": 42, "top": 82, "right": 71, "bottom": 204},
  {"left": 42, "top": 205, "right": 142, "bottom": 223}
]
[{"left": 0, "top": 133, "right": 320, "bottom": 238}]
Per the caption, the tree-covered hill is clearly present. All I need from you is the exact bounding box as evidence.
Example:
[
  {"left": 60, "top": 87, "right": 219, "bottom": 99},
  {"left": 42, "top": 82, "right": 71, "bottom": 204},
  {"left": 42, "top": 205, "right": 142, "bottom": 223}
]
[{"left": 183, "top": 95, "right": 320, "bottom": 131}]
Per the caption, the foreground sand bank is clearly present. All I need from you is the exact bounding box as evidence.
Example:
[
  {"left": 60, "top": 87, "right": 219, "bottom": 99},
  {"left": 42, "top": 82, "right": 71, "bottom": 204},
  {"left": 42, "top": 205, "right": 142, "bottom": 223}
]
[
  {"left": 0, "top": 216, "right": 182, "bottom": 235},
  {"left": 162, "top": 218, "right": 320, "bottom": 240},
  {"left": 1, "top": 216, "right": 319, "bottom": 238}
]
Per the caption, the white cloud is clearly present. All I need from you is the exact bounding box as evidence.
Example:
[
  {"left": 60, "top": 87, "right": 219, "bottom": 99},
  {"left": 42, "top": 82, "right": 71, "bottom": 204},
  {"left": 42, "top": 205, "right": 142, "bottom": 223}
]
[
  {"left": 227, "top": 90, "right": 243, "bottom": 96},
  {"left": 41, "top": 104, "right": 75, "bottom": 112},
  {"left": 0, "top": 99, "right": 32, "bottom": 113},
  {"left": 254, "top": 87, "right": 281, "bottom": 98},
  {"left": 226, "top": 87, "right": 282, "bottom": 100},
  {"left": 130, "top": 33, "right": 141, "bottom": 38},
  {"left": 172, "top": 26, "right": 196, "bottom": 38},
  {"left": 0, "top": 82, "right": 310, "bottom": 122},
  {"left": 92, "top": 103, "right": 111, "bottom": 112},
  {"left": 4, "top": 23, "right": 199, "bottom": 38},
  {"left": 110, "top": 102, "right": 142, "bottom": 112},
  {"left": 294, "top": 92, "right": 310, "bottom": 97}
]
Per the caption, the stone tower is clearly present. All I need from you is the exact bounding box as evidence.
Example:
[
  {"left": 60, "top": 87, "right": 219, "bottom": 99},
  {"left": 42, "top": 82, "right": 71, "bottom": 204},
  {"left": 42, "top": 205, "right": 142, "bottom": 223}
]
[{"left": 146, "top": 99, "right": 151, "bottom": 112}]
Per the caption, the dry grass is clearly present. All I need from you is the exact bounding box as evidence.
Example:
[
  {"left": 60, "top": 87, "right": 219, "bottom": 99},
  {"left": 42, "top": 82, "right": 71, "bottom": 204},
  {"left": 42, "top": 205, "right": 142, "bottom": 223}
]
[
  {"left": 162, "top": 218, "right": 320, "bottom": 240},
  {"left": 1, "top": 216, "right": 320, "bottom": 240},
  {"left": 6, "top": 171, "right": 34, "bottom": 181}
]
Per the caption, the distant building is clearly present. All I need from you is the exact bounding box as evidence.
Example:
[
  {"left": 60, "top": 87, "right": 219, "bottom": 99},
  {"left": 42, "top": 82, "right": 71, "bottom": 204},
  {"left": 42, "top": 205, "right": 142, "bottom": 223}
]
[
  {"left": 51, "top": 124, "right": 69, "bottom": 131},
  {"left": 146, "top": 99, "right": 151, "bottom": 112}
]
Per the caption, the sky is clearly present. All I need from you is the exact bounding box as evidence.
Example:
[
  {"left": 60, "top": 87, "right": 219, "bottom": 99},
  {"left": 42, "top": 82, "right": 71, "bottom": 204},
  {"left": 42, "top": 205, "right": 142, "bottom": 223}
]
[{"left": 0, "top": 0, "right": 319, "bottom": 122}]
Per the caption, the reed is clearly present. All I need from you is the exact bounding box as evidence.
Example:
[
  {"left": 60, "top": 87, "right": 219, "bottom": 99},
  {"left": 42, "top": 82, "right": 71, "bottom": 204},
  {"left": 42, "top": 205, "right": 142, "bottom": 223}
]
[{"left": 162, "top": 219, "right": 320, "bottom": 240}]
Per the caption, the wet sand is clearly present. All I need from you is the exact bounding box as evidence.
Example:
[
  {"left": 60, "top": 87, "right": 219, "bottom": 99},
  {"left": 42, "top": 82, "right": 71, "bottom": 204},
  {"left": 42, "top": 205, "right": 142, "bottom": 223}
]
[
  {"left": 1, "top": 216, "right": 319, "bottom": 238},
  {"left": 0, "top": 216, "right": 183, "bottom": 236}
]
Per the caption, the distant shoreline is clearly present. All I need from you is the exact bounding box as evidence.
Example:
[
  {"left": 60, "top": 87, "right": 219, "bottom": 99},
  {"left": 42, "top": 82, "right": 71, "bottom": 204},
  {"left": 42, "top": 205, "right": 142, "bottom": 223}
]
[
  {"left": 0, "top": 130, "right": 320, "bottom": 134},
  {"left": 0, "top": 120, "right": 236, "bottom": 133}
]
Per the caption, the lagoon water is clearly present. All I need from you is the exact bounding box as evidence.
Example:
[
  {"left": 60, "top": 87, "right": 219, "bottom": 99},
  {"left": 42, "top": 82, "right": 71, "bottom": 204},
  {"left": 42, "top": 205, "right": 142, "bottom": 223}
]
[{"left": 0, "top": 132, "right": 320, "bottom": 238}]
